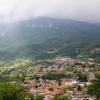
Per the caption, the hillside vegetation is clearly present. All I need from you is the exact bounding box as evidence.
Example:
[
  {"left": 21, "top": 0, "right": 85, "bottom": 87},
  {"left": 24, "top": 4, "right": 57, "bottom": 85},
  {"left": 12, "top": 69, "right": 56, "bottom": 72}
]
[{"left": 0, "top": 17, "right": 100, "bottom": 59}]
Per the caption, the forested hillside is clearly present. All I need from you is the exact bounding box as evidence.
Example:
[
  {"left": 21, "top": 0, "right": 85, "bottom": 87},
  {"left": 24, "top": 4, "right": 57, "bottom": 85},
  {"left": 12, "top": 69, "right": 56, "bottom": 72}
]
[{"left": 0, "top": 17, "right": 100, "bottom": 59}]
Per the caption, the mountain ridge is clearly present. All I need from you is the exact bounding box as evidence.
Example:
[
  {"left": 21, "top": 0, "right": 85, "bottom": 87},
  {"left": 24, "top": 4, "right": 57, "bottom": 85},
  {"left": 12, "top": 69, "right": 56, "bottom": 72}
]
[{"left": 0, "top": 17, "right": 100, "bottom": 59}]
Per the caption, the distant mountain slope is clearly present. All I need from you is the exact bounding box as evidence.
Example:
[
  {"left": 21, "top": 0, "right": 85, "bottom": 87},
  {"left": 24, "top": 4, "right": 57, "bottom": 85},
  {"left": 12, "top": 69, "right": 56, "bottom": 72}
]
[{"left": 0, "top": 17, "right": 100, "bottom": 59}]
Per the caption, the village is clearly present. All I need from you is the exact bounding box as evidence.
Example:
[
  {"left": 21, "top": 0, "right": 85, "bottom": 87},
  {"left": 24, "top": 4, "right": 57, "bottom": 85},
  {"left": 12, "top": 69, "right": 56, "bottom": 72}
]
[{"left": 23, "top": 56, "right": 99, "bottom": 100}]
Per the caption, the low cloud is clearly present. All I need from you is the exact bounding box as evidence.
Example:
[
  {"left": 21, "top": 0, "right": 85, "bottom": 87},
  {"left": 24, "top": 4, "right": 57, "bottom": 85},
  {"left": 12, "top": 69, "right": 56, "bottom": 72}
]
[{"left": 0, "top": 0, "right": 100, "bottom": 23}]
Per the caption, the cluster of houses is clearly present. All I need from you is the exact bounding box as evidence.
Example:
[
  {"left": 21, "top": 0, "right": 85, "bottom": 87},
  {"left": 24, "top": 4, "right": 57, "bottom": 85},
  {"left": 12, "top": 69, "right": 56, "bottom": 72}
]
[
  {"left": 23, "top": 57, "right": 97, "bottom": 100},
  {"left": 45, "top": 57, "right": 76, "bottom": 65},
  {"left": 24, "top": 78, "right": 95, "bottom": 100}
]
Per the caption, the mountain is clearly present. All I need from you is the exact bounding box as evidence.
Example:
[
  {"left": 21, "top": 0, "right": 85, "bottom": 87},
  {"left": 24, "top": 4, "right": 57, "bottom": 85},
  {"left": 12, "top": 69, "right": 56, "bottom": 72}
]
[{"left": 0, "top": 17, "right": 100, "bottom": 59}]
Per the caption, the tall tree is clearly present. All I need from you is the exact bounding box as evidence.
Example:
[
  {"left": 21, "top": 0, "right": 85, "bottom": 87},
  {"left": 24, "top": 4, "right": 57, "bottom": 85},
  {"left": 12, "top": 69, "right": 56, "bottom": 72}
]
[
  {"left": 87, "top": 80, "right": 100, "bottom": 100},
  {"left": 0, "top": 83, "right": 25, "bottom": 100},
  {"left": 53, "top": 94, "right": 70, "bottom": 100}
]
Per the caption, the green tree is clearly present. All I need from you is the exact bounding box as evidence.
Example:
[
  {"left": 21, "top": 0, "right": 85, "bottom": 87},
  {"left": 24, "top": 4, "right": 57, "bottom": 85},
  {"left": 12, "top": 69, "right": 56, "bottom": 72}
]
[
  {"left": 0, "top": 83, "right": 26, "bottom": 100},
  {"left": 95, "top": 71, "right": 100, "bottom": 79},
  {"left": 42, "top": 72, "right": 66, "bottom": 81},
  {"left": 53, "top": 94, "right": 70, "bottom": 100},
  {"left": 87, "top": 80, "right": 100, "bottom": 100},
  {"left": 77, "top": 72, "right": 87, "bottom": 82},
  {"left": 33, "top": 94, "right": 44, "bottom": 100},
  {"left": 25, "top": 93, "right": 44, "bottom": 100}
]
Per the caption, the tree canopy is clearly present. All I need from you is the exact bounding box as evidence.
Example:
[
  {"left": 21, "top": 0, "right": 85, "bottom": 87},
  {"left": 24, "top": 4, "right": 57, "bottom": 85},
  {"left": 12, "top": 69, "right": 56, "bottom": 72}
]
[
  {"left": 87, "top": 80, "right": 100, "bottom": 100},
  {"left": 0, "top": 83, "right": 25, "bottom": 100}
]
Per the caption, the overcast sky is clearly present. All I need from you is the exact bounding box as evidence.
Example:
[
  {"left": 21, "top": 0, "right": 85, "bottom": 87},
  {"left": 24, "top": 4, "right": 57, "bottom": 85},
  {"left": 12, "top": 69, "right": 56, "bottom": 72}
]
[{"left": 0, "top": 0, "right": 100, "bottom": 23}]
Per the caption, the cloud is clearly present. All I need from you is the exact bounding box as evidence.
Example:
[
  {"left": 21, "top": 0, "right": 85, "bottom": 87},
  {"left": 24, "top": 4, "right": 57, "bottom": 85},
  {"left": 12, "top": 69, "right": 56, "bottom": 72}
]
[{"left": 0, "top": 0, "right": 100, "bottom": 23}]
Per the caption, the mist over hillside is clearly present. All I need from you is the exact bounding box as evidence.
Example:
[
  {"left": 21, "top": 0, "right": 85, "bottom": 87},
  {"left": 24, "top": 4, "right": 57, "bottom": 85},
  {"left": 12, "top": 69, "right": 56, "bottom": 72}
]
[{"left": 0, "top": 17, "right": 100, "bottom": 59}]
